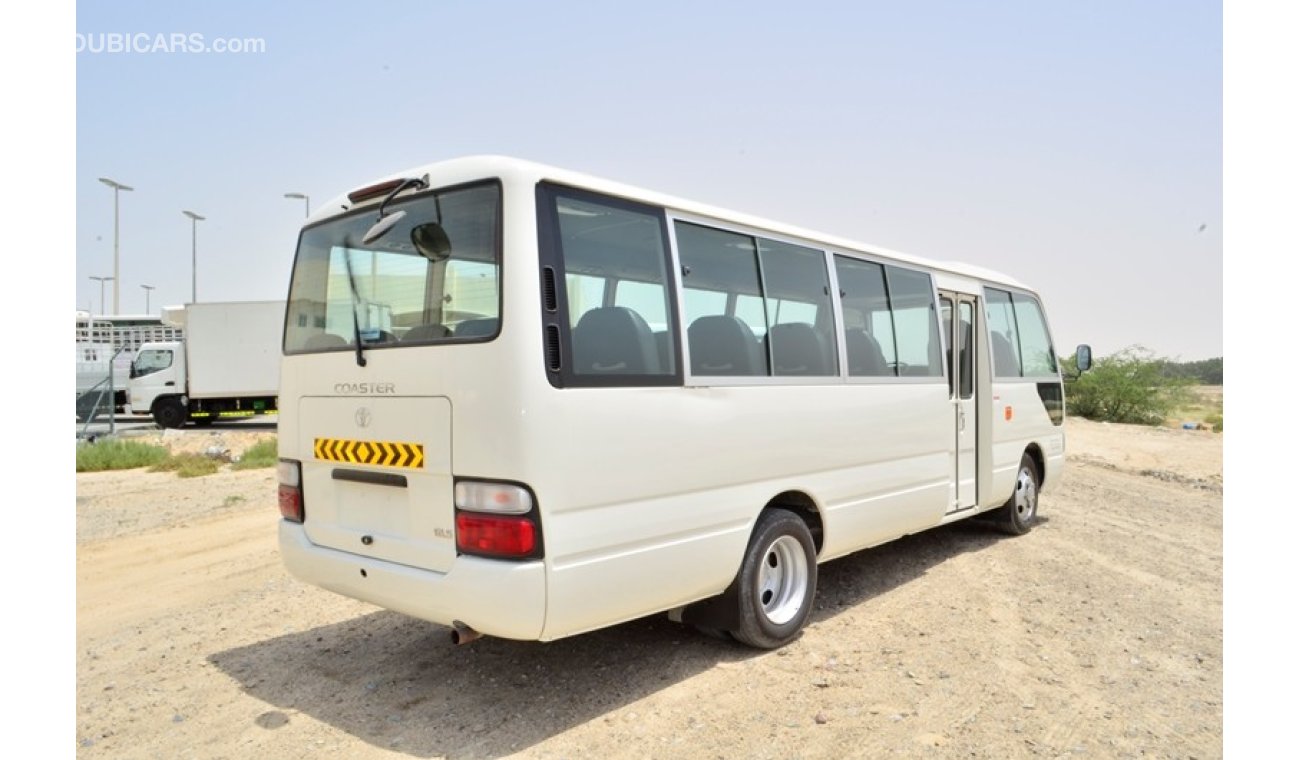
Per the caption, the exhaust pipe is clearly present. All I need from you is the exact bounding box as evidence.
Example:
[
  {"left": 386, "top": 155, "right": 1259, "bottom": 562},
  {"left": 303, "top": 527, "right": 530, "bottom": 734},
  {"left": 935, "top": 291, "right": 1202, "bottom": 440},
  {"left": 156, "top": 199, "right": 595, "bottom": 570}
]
[{"left": 450, "top": 620, "right": 483, "bottom": 646}]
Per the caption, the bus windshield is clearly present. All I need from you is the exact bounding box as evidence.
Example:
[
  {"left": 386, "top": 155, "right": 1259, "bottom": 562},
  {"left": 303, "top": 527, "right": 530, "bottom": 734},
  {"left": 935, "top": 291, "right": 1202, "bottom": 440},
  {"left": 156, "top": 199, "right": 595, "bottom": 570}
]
[{"left": 284, "top": 181, "right": 501, "bottom": 353}]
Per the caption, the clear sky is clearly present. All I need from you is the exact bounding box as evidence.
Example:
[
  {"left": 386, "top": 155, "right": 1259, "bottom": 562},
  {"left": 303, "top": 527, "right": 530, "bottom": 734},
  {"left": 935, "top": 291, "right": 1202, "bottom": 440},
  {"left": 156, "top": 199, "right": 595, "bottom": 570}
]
[{"left": 73, "top": 0, "right": 1222, "bottom": 361}]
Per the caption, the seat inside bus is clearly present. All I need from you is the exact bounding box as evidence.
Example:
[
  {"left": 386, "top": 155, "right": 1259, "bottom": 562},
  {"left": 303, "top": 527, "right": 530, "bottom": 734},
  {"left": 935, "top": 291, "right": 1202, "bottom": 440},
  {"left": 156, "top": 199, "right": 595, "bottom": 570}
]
[
  {"left": 688, "top": 315, "right": 765, "bottom": 376},
  {"left": 403, "top": 323, "right": 452, "bottom": 342},
  {"left": 767, "top": 322, "right": 833, "bottom": 376},
  {"left": 453, "top": 318, "right": 499, "bottom": 338},
  {"left": 572, "top": 306, "right": 662, "bottom": 374},
  {"left": 844, "top": 329, "right": 889, "bottom": 375}
]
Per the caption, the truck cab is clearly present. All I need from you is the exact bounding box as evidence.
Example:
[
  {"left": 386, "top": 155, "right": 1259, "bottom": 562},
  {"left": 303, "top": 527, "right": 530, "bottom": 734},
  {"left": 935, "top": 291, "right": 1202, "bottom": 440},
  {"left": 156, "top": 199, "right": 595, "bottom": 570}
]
[{"left": 129, "top": 341, "right": 189, "bottom": 427}]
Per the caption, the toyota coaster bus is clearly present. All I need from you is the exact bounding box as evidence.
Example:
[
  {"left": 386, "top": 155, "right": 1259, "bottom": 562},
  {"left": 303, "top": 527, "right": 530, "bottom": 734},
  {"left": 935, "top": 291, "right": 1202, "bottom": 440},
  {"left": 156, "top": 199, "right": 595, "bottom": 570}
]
[{"left": 276, "top": 155, "right": 1089, "bottom": 649}]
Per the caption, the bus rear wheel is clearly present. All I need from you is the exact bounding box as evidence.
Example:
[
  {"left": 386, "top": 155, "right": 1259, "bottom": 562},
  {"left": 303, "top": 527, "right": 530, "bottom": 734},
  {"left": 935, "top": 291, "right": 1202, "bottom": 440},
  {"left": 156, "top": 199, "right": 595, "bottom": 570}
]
[
  {"left": 997, "top": 453, "right": 1039, "bottom": 535},
  {"left": 730, "top": 509, "right": 817, "bottom": 649}
]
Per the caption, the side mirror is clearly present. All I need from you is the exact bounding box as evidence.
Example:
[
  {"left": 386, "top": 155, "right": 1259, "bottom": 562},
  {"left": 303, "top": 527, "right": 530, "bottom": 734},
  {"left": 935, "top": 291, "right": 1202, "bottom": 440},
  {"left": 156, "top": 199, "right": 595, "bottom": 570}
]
[{"left": 1075, "top": 344, "right": 1092, "bottom": 372}]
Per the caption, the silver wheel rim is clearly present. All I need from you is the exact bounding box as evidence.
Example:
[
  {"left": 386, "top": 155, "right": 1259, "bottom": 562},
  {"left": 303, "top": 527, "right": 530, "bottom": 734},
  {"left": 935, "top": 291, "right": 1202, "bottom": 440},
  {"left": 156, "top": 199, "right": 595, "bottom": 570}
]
[
  {"left": 1014, "top": 466, "right": 1038, "bottom": 521},
  {"left": 757, "top": 535, "right": 809, "bottom": 625}
]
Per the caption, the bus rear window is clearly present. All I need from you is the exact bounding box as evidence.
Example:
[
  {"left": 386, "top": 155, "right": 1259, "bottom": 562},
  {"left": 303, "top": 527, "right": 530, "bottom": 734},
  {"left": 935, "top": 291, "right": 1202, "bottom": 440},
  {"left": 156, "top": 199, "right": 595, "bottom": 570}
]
[{"left": 284, "top": 182, "right": 501, "bottom": 353}]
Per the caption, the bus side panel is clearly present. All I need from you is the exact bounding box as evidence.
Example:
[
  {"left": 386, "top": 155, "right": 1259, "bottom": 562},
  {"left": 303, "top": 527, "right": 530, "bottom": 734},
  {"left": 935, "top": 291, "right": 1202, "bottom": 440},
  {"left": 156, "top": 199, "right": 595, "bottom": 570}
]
[
  {"left": 523, "top": 382, "right": 951, "bottom": 641},
  {"left": 988, "top": 381, "right": 1065, "bottom": 502}
]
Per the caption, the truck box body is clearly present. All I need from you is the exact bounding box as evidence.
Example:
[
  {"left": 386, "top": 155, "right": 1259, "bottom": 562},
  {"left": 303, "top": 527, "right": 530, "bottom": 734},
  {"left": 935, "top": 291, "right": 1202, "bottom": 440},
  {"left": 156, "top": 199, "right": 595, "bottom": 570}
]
[
  {"left": 131, "top": 300, "right": 286, "bottom": 427},
  {"left": 166, "top": 301, "right": 284, "bottom": 398}
]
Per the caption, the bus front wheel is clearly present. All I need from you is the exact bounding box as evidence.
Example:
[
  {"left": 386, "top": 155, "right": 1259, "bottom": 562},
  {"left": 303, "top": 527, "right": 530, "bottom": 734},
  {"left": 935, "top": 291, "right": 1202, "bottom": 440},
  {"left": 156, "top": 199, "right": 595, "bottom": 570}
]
[
  {"left": 730, "top": 509, "right": 817, "bottom": 649},
  {"left": 997, "top": 453, "right": 1039, "bottom": 536}
]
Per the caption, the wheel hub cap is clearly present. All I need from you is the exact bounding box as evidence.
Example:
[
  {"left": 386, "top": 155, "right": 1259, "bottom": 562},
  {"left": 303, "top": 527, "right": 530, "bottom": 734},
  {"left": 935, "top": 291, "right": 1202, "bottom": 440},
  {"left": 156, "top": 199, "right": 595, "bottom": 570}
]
[{"left": 758, "top": 535, "right": 809, "bottom": 625}]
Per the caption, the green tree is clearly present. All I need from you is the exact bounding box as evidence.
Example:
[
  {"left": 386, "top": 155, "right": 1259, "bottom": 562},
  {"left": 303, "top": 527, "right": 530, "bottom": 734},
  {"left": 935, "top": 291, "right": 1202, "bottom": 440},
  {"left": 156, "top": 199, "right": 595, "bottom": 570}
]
[
  {"left": 1157, "top": 357, "right": 1223, "bottom": 385},
  {"left": 1064, "top": 346, "right": 1194, "bottom": 425}
]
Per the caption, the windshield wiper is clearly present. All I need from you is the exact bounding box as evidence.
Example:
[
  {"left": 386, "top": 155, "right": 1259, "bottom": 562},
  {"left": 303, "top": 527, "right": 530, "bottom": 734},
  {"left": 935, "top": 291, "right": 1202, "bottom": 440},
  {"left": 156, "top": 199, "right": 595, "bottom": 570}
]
[
  {"left": 342, "top": 176, "right": 430, "bottom": 367},
  {"left": 339, "top": 236, "right": 367, "bottom": 368}
]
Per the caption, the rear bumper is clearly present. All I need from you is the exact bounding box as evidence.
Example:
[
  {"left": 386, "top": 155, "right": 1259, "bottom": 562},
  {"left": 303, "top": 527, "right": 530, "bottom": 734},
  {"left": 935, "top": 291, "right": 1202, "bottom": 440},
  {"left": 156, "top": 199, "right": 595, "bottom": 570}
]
[{"left": 278, "top": 521, "right": 546, "bottom": 640}]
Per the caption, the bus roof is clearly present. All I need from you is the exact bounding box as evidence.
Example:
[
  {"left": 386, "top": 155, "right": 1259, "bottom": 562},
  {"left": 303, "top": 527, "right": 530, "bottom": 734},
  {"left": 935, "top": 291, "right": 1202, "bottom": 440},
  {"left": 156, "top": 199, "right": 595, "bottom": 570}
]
[{"left": 314, "top": 155, "right": 1031, "bottom": 292}]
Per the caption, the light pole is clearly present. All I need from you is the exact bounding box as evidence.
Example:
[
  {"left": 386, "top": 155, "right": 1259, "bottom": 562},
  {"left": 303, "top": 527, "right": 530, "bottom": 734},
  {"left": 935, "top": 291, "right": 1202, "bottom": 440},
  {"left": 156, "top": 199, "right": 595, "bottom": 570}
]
[
  {"left": 182, "top": 210, "right": 205, "bottom": 303},
  {"left": 141, "top": 284, "right": 155, "bottom": 314},
  {"left": 89, "top": 276, "right": 114, "bottom": 315},
  {"left": 98, "top": 177, "right": 134, "bottom": 314},
  {"left": 283, "top": 192, "right": 310, "bottom": 218}
]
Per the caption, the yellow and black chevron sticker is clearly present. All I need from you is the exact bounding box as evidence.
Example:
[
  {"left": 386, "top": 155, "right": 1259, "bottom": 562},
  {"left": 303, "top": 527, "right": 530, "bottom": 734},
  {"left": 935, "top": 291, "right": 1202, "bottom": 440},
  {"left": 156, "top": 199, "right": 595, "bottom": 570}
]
[{"left": 313, "top": 437, "right": 425, "bottom": 469}]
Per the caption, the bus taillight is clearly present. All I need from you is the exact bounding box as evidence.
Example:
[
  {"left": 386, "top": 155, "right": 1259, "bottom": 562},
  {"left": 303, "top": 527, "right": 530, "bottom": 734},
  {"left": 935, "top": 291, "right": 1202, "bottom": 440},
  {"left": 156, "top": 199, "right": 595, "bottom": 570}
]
[
  {"left": 277, "top": 459, "right": 304, "bottom": 523},
  {"left": 453, "top": 479, "right": 541, "bottom": 559},
  {"left": 455, "top": 513, "right": 536, "bottom": 558}
]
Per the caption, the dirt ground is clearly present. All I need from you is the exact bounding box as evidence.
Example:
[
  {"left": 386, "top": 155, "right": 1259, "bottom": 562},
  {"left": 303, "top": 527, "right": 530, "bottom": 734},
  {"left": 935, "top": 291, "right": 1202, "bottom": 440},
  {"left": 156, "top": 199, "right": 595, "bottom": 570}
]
[{"left": 76, "top": 419, "right": 1222, "bottom": 758}]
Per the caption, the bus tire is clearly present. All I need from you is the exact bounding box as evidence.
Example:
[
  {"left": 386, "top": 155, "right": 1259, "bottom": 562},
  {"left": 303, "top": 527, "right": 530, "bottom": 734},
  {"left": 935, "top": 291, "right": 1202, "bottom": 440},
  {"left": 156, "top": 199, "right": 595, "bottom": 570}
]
[
  {"left": 997, "top": 453, "right": 1039, "bottom": 536},
  {"left": 153, "top": 398, "right": 188, "bottom": 429},
  {"left": 730, "top": 509, "right": 817, "bottom": 650}
]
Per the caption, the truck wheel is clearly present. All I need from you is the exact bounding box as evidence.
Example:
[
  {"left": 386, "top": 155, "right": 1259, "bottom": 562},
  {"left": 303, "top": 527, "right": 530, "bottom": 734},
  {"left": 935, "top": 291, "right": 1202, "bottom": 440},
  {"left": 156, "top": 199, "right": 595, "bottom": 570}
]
[
  {"left": 153, "top": 398, "right": 188, "bottom": 429},
  {"left": 730, "top": 509, "right": 817, "bottom": 650}
]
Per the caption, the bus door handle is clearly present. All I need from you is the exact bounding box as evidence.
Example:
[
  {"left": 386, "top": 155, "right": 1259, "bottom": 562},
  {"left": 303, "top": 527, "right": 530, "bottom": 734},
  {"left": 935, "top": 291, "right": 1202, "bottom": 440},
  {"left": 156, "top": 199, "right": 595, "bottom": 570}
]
[
  {"left": 165, "top": 381, "right": 176, "bottom": 386},
  {"left": 958, "top": 408, "right": 966, "bottom": 432}
]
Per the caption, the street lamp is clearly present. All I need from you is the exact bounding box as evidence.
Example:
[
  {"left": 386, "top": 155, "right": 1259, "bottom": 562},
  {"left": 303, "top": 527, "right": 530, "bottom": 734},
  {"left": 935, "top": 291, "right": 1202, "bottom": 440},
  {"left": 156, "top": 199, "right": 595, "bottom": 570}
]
[
  {"left": 283, "top": 192, "right": 310, "bottom": 218},
  {"left": 89, "top": 276, "right": 114, "bottom": 315},
  {"left": 182, "top": 210, "right": 205, "bottom": 303},
  {"left": 141, "top": 284, "right": 155, "bottom": 314},
  {"left": 98, "top": 177, "right": 134, "bottom": 314}
]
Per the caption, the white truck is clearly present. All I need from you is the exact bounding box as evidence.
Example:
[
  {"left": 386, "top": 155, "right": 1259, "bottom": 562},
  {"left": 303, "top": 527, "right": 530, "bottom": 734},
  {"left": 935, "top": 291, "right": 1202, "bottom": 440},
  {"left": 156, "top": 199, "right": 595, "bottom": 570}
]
[{"left": 129, "top": 300, "right": 284, "bottom": 428}]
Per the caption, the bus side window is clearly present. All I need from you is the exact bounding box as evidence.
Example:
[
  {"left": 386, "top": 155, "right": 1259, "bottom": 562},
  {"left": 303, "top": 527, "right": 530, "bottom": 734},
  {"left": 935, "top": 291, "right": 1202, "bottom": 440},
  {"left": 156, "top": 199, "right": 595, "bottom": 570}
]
[
  {"left": 883, "top": 266, "right": 943, "bottom": 377},
  {"left": 834, "top": 256, "right": 894, "bottom": 377},
  {"left": 984, "top": 288, "right": 1057, "bottom": 379},
  {"left": 985, "top": 288, "right": 1023, "bottom": 377},
  {"left": 1011, "top": 295, "right": 1057, "bottom": 375},
  {"left": 543, "top": 189, "right": 680, "bottom": 385},
  {"left": 676, "top": 222, "right": 770, "bottom": 376},
  {"left": 758, "top": 239, "right": 837, "bottom": 377}
]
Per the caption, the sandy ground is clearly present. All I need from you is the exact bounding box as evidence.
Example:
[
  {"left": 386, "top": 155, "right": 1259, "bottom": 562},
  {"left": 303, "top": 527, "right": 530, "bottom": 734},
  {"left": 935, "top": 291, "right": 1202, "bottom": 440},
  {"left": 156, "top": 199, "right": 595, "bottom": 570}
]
[{"left": 76, "top": 419, "right": 1222, "bottom": 758}]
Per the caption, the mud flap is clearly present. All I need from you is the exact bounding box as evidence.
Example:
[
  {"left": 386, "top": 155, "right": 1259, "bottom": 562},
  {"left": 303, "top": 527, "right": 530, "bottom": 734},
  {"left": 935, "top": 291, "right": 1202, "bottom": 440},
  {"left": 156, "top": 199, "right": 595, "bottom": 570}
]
[{"left": 680, "top": 576, "right": 743, "bottom": 631}]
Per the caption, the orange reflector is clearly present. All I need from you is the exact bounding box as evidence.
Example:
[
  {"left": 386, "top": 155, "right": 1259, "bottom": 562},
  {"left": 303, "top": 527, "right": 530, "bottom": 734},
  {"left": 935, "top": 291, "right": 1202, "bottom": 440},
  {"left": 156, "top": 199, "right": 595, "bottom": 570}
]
[{"left": 1004, "top": 406, "right": 1014, "bottom": 421}]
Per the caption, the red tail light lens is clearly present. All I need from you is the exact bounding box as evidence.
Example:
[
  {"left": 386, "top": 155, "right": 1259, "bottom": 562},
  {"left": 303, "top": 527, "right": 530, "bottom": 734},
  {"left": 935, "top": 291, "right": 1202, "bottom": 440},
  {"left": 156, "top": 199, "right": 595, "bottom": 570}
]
[
  {"left": 277, "top": 459, "right": 304, "bottom": 523},
  {"left": 278, "top": 485, "right": 304, "bottom": 523},
  {"left": 456, "top": 513, "right": 536, "bottom": 558}
]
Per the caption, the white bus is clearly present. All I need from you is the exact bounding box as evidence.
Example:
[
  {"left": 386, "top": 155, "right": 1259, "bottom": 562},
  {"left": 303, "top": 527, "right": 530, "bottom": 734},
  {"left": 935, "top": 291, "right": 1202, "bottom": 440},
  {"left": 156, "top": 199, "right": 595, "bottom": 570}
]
[{"left": 276, "top": 156, "right": 1089, "bottom": 649}]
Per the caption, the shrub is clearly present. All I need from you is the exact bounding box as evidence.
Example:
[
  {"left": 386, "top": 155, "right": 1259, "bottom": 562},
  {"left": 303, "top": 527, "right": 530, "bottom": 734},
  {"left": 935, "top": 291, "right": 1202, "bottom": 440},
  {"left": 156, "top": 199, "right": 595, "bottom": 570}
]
[
  {"left": 76, "top": 439, "right": 170, "bottom": 472},
  {"left": 232, "top": 439, "right": 278, "bottom": 470},
  {"left": 149, "top": 453, "right": 220, "bottom": 478},
  {"left": 1065, "top": 346, "right": 1194, "bottom": 425}
]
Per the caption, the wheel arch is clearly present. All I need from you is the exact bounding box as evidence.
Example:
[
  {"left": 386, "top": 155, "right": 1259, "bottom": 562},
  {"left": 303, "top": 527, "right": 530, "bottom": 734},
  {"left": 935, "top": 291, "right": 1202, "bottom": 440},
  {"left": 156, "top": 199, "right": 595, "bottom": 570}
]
[
  {"left": 1023, "top": 443, "right": 1045, "bottom": 487},
  {"left": 764, "top": 490, "right": 825, "bottom": 557},
  {"left": 680, "top": 488, "right": 825, "bottom": 635}
]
